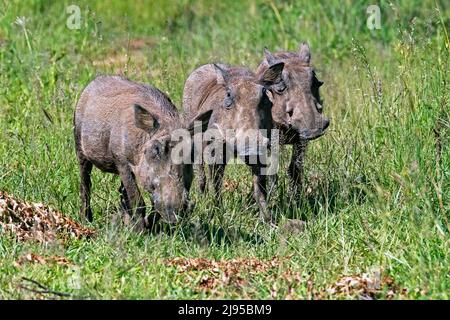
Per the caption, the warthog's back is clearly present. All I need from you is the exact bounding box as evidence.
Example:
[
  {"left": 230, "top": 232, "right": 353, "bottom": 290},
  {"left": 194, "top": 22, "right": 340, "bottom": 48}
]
[
  {"left": 74, "top": 76, "right": 179, "bottom": 171},
  {"left": 182, "top": 64, "right": 254, "bottom": 117},
  {"left": 76, "top": 75, "right": 178, "bottom": 123},
  {"left": 182, "top": 64, "right": 218, "bottom": 115}
]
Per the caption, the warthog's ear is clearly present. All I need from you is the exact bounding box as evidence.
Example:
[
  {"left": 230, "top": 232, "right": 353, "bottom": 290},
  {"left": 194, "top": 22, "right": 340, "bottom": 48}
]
[
  {"left": 264, "top": 47, "right": 277, "bottom": 66},
  {"left": 187, "top": 109, "right": 213, "bottom": 135},
  {"left": 298, "top": 42, "right": 311, "bottom": 64},
  {"left": 261, "top": 62, "right": 284, "bottom": 85},
  {"left": 134, "top": 104, "right": 160, "bottom": 133},
  {"left": 213, "top": 63, "right": 230, "bottom": 86}
]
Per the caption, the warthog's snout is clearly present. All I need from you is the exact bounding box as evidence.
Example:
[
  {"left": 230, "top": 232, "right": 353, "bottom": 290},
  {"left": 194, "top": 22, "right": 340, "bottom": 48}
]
[
  {"left": 151, "top": 181, "right": 190, "bottom": 225},
  {"left": 296, "top": 120, "right": 330, "bottom": 140},
  {"left": 163, "top": 204, "right": 179, "bottom": 225},
  {"left": 153, "top": 199, "right": 185, "bottom": 225}
]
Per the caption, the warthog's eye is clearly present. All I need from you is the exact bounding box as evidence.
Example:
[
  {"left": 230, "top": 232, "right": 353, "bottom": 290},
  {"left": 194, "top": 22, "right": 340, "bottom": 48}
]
[
  {"left": 146, "top": 143, "right": 161, "bottom": 160},
  {"left": 273, "top": 80, "right": 286, "bottom": 94},
  {"left": 223, "top": 89, "right": 234, "bottom": 109},
  {"left": 168, "top": 140, "right": 177, "bottom": 149}
]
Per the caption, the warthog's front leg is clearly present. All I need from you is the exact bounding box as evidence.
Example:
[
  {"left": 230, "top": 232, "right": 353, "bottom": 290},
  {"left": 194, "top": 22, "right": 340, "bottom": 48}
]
[
  {"left": 118, "top": 182, "right": 130, "bottom": 212},
  {"left": 288, "top": 140, "right": 308, "bottom": 191},
  {"left": 117, "top": 165, "right": 146, "bottom": 232},
  {"left": 250, "top": 165, "right": 274, "bottom": 224},
  {"left": 196, "top": 163, "right": 207, "bottom": 194}
]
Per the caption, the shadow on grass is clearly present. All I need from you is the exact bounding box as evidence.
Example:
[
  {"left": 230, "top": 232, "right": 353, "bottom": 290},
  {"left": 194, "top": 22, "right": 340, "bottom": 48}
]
[
  {"left": 151, "top": 219, "right": 266, "bottom": 246},
  {"left": 272, "top": 172, "right": 369, "bottom": 221}
]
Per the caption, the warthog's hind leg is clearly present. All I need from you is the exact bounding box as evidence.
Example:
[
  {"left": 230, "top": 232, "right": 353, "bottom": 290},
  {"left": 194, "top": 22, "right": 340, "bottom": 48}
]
[
  {"left": 250, "top": 165, "right": 274, "bottom": 224},
  {"left": 117, "top": 165, "right": 146, "bottom": 232},
  {"left": 77, "top": 155, "right": 93, "bottom": 222}
]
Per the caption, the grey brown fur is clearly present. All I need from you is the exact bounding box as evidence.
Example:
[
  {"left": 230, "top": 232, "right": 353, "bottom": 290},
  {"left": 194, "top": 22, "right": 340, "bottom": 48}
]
[
  {"left": 255, "top": 42, "right": 330, "bottom": 189},
  {"left": 74, "top": 75, "right": 211, "bottom": 230},
  {"left": 182, "top": 63, "right": 284, "bottom": 222}
]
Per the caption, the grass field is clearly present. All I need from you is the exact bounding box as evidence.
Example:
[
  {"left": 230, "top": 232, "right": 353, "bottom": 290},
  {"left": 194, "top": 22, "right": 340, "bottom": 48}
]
[{"left": 0, "top": 0, "right": 449, "bottom": 299}]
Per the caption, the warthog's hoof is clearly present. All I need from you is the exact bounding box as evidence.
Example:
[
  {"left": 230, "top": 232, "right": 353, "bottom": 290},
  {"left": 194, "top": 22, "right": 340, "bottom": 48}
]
[
  {"left": 280, "top": 219, "right": 306, "bottom": 235},
  {"left": 144, "top": 212, "right": 161, "bottom": 231},
  {"left": 122, "top": 212, "right": 147, "bottom": 234}
]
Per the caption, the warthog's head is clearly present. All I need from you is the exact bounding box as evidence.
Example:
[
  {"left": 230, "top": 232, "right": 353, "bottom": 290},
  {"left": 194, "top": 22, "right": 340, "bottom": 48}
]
[
  {"left": 205, "top": 63, "right": 284, "bottom": 157},
  {"left": 256, "top": 42, "right": 330, "bottom": 140},
  {"left": 132, "top": 105, "right": 212, "bottom": 224}
]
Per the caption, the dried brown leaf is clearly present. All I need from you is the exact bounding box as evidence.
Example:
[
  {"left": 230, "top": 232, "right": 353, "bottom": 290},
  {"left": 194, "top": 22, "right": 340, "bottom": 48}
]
[{"left": 0, "top": 191, "right": 95, "bottom": 244}]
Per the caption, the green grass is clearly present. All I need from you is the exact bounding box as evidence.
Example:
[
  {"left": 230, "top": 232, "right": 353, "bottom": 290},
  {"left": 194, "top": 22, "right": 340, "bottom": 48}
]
[{"left": 0, "top": 0, "right": 449, "bottom": 299}]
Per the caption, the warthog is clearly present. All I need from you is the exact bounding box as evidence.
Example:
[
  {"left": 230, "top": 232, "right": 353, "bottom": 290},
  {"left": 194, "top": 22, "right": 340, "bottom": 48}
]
[
  {"left": 74, "top": 75, "right": 212, "bottom": 229},
  {"left": 183, "top": 62, "right": 284, "bottom": 222},
  {"left": 255, "top": 42, "right": 330, "bottom": 190}
]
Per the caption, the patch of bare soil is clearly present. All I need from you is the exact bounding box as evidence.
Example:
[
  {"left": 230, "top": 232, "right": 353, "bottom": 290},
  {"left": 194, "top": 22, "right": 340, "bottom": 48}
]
[
  {"left": 92, "top": 37, "right": 157, "bottom": 73},
  {"left": 0, "top": 191, "right": 94, "bottom": 244},
  {"left": 13, "top": 253, "right": 73, "bottom": 267},
  {"left": 126, "top": 37, "right": 158, "bottom": 51}
]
